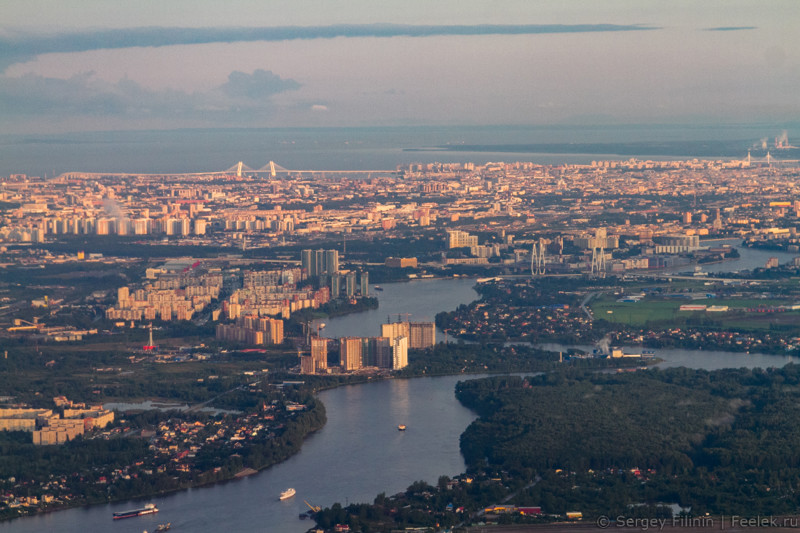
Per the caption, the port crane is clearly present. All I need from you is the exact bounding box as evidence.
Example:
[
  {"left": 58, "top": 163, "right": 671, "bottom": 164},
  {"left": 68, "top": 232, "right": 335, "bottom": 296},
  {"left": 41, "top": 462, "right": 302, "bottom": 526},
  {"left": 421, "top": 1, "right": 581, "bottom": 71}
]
[
  {"left": 304, "top": 500, "right": 321, "bottom": 513},
  {"left": 8, "top": 318, "right": 42, "bottom": 332}
]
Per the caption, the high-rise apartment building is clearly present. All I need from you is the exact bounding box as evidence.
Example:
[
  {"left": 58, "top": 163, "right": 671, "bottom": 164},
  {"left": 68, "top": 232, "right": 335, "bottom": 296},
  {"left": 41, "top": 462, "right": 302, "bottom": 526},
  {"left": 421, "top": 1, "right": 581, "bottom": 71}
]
[
  {"left": 345, "top": 272, "right": 357, "bottom": 297},
  {"left": 268, "top": 319, "right": 284, "bottom": 345},
  {"left": 133, "top": 218, "right": 149, "bottom": 235},
  {"left": 301, "top": 249, "right": 314, "bottom": 277},
  {"left": 340, "top": 337, "right": 363, "bottom": 371},
  {"left": 369, "top": 337, "right": 392, "bottom": 368},
  {"left": 194, "top": 219, "right": 207, "bottom": 235},
  {"left": 300, "top": 355, "right": 315, "bottom": 374},
  {"left": 117, "top": 287, "right": 130, "bottom": 308},
  {"left": 381, "top": 322, "right": 409, "bottom": 341},
  {"left": 301, "top": 249, "right": 339, "bottom": 278},
  {"left": 447, "top": 230, "right": 478, "bottom": 249},
  {"left": 325, "top": 250, "right": 339, "bottom": 275},
  {"left": 409, "top": 322, "right": 436, "bottom": 349},
  {"left": 314, "top": 250, "right": 325, "bottom": 278},
  {"left": 311, "top": 337, "right": 328, "bottom": 372},
  {"left": 392, "top": 336, "right": 408, "bottom": 370},
  {"left": 382, "top": 321, "right": 435, "bottom": 349}
]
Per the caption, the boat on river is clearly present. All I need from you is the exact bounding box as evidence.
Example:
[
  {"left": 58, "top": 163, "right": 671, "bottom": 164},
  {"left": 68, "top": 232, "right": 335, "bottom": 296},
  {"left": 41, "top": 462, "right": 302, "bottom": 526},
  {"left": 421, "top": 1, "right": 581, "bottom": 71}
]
[
  {"left": 112, "top": 503, "right": 158, "bottom": 520},
  {"left": 397, "top": 424, "right": 406, "bottom": 431},
  {"left": 280, "top": 488, "right": 296, "bottom": 501}
]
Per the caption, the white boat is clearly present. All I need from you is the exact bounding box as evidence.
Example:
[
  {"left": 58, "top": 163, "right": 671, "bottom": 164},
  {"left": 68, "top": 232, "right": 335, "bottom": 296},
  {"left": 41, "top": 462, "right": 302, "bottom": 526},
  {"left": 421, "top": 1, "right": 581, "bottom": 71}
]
[{"left": 280, "top": 488, "right": 296, "bottom": 501}]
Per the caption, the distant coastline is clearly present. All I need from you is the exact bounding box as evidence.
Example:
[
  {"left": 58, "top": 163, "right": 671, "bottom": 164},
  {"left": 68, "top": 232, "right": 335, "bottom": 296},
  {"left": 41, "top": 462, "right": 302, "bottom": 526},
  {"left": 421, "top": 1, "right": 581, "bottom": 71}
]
[
  {"left": 406, "top": 141, "right": 800, "bottom": 159},
  {"left": 3, "top": 123, "right": 799, "bottom": 177}
]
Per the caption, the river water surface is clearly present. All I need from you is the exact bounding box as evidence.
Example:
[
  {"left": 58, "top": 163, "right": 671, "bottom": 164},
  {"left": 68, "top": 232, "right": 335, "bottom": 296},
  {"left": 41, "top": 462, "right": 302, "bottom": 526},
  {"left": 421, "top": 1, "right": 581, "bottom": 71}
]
[
  {"left": 0, "top": 373, "right": 487, "bottom": 533},
  {"left": 673, "top": 238, "right": 798, "bottom": 274},
  {"left": 319, "top": 277, "right": 478, "bottom": 340}
]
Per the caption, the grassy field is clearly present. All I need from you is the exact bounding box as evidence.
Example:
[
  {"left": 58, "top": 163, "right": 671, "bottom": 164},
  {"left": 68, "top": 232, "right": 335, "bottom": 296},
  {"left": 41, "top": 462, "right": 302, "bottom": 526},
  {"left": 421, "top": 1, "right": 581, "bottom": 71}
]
[
  {"left": 590, "top": 294, "right": 800, "bottom": 331},
  {"left": 592, "top": 299, "right": 677, "bottom": 325}
]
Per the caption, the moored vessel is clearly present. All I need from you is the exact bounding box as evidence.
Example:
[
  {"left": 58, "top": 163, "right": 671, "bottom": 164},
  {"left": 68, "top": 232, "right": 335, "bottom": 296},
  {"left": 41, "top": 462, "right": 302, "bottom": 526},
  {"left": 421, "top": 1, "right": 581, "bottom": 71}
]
[{"left": 112, "top": 503, "right": 158, "bottom": 520}]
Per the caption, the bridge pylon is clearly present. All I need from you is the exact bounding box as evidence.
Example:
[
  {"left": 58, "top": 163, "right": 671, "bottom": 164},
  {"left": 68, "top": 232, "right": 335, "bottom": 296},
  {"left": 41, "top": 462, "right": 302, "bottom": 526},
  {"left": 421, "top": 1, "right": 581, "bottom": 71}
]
[{"left": 531, "top": 240, "right": 546, "bottom": 276}]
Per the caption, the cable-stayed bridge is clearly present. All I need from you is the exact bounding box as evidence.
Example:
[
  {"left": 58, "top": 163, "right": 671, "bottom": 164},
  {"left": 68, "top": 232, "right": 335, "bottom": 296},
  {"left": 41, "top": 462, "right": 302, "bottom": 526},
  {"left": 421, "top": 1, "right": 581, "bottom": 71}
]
[
  {"left": 55, "top": 152, "right": 800, "bottom": 181},
  {"left": 221, "top": 161, "right": 398, "bottom": 177},
  {"left": 746, "top": 151, "right": 800, "bottom": 167},
  {"left": 57, "top": 161, "right": 398, "bottom": 180}
]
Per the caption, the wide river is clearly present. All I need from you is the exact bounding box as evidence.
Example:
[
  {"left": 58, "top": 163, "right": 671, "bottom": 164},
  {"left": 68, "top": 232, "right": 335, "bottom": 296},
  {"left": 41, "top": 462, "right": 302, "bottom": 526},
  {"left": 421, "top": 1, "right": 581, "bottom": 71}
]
[
  {"left": 669, "top": 238, "right": 798, "bottom": 274},
  {"left": 2, "top": 272, "right": 799, "bottom": 533},
  {"left": 319, "top": 277, "right": 479, "bottom": 340}
]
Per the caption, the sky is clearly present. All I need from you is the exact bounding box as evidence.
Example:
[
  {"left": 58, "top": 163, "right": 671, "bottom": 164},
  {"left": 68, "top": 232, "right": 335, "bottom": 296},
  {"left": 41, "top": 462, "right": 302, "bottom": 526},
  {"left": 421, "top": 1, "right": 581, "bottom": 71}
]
[{"left": 1, "top": 0, "right": 798, "bottom": 134}]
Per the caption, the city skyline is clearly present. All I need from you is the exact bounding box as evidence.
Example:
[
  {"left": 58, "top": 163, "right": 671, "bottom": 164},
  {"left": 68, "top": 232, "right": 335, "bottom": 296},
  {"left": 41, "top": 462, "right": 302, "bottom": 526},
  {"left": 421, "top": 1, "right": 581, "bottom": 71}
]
[{"left": 1, "top": 0, "right": 798, "bottom": 134}]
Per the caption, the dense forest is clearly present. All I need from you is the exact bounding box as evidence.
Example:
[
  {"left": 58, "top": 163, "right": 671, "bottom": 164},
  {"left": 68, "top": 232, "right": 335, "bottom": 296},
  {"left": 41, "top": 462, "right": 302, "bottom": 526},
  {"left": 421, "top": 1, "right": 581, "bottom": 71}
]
[
  {"left": 456, "top": 365, "right": 800, "bottom": 516},
  {"left": 395, "top": 343, "right": 642, "bottom": 377}
]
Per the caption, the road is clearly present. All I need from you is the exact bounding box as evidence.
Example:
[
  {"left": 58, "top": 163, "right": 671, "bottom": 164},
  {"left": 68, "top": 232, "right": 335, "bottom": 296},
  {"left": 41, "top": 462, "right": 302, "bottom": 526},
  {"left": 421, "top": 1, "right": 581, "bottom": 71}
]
[
  {"left": 580, "top": 292, "right": 598, "bottom": 322},
  {"left": 457, "top": 475, "right": 542, "bottom": 529},
  {"left": 186, "top": 384, "right": 245, "bottom": 413}
]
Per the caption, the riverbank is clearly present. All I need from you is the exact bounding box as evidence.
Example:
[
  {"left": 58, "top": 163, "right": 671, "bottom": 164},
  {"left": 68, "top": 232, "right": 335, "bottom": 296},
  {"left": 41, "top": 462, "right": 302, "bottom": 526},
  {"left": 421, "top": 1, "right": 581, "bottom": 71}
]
[
  {"left": 313, "top": 364, "right": 800, "bottom": 531},
  {"left": 438, "top": 273, "right": 800, "bottom": 356},
  {"left": 0, "top": 390, "right": 326, "bottom": 523},
  {"left": 0, "top": 278, "right": 481, "bottom": 526},
  {"left": 5, "top": 348, "right": 800, "bottom": 533},
  {"left": 0, "top": 343, "right": 611, "bottom": 525}
]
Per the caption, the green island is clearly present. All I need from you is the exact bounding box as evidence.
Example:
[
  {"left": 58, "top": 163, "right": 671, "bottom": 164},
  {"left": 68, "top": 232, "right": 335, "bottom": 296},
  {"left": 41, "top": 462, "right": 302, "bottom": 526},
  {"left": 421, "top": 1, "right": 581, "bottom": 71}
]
[{"left": 313, "top": 365, "right": 800, "bottom": 531}]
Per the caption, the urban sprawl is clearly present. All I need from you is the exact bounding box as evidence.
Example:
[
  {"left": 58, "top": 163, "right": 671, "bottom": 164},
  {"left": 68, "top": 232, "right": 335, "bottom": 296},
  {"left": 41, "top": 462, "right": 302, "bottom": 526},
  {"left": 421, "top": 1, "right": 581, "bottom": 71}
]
[{"left": 2, "top": 156, "right": 800, "bottom": 523}]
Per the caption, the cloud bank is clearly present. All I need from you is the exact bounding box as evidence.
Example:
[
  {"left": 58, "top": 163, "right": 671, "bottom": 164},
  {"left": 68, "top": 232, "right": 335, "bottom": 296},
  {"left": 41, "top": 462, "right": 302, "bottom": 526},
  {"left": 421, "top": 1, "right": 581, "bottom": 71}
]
[
  {"left": 0, "top": 69, "right": 300, "bottom": 121},
  {"left": 703, "top": 26, "right": 757, "bottom": 31},
  {"left": 221, "top": 70, "right": 301, "bottom": 100},
  {"left": 0, "top": 23, "right": 659, "bottom": 69}
]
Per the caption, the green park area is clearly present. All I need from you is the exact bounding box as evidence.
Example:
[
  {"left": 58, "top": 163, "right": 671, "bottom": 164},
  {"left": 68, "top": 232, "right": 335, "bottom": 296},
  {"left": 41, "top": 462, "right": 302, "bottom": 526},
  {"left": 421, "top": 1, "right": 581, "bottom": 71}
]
[{"left": 590, "top": 291, "right": 800, "bottom": 332}]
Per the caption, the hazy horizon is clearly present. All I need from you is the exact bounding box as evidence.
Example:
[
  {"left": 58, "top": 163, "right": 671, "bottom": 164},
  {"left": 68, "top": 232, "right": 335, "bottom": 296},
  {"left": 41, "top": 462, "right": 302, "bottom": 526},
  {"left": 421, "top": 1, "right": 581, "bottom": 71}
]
[{"left": 3, "top": 122, "right": 799, "bottom": 177}]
